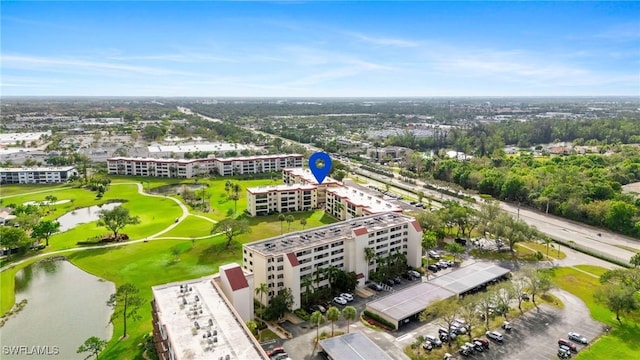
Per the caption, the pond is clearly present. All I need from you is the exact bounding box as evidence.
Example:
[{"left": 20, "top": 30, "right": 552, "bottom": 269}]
[
  {"left": 149, "top": 183, "right": 206, "bottom": 195},
  {"left": 57, "top": 202, "right": 123, "bottom": 232},
  {"left": 0, "top": 260, "right": 114, "bottom": 359}
]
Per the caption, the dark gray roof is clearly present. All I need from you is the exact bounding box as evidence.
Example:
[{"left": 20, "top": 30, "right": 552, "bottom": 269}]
[
  {"left": 319, "top": 332, "right": 393, "bottom": 360},
  {"left": 429, "top": 262, "right": 511, "bottom": 294},
  {"left": 366, "top": 282, "right": 456, "bottom": 322}
]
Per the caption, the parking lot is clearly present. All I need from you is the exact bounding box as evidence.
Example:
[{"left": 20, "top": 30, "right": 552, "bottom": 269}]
[{"left": 415, "top": 289, "right": 604, "bottom": 360}]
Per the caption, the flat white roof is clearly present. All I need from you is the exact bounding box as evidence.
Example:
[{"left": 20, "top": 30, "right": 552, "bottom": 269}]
[
  {"left": 319, "top": 332, "right": 393, "bottom": 360},
  {"left": 245, "top": 212, "right": 419, "bottom": 255},
  {"left": 215, "top": 154, "right": 303, "bottom": 162},
  {"left": 328, "top": 186, "right": 402, "bottom": 214},
  {"left": 429, "top": 262, "right": 511, "bottom": 295},
  {"left": 152, "top": 278, "right": 266, "bottom": 360},
  {"left": 0, "top": 131, "right": 50, "bottom": 143},
  {"left": 284, "top": 168, "right": 341, "bottom": 186},
  {"left": 148, "top": 143, "right": 254, "bottom": 153},
  {"left": 366, "top": 282, "right": 456, "bottom": 323},
  {"left": 247, "top": 183, "right": 316, "bottom": 194}
]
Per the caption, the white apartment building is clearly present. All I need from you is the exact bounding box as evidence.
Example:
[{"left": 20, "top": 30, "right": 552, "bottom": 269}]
[
  {"left": 151, "top": 264, "right": 266, "bottom": 360},
  {"left": 0, "top": 166, "right": 78, "bottom": 184},
  {"left": 106, "top": 154, "right": 303, "bottom": 178},
  {"left": 282, "top": 168, "right": 342, "bottom": 207},
  {"left": 212, "top": 154, "right": 303, "bottom": 176},
  {"left": 246, "top": 184, "right": 317, "bottom": 216},
  {"left": 242, "top": 212, "right": 423, "bottom": 309},
  {"left": 326, "top": 186, "right": 403, "bottom": 221},
  {"left": 107, "top": 157, "right": 211, "bottom": 178}
]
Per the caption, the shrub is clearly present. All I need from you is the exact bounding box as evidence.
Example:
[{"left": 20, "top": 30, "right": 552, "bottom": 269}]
[
  {"left": 293, "top": 308, "right": 310, "bottom": 321},
  {"left": 363, "top": 310, "right": 396, "bottom": 330}
]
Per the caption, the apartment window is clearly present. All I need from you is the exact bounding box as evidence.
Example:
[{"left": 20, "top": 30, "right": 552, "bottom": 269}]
[
  {"left": 277, "top": 274, "right": 284, "bottom": 279},
  {"left": 277, "top": 265, "right": 284, "bottom": 271},
  {"left": 277, "top": 257, "right": 284, "bottom": 263},
  {"left": 277, "top": 282, "right": 284, "bottom": 287}
]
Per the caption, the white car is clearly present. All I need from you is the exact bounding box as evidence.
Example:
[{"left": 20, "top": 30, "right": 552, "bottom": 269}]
[
  {"left": 485, "top": 331, "right": 503, "bottom": 342},
  {"left": 568, "top": 332, "right": 588, "bottom": 344},
  {"left": 332, "top": 296, "right": 348, "bottom": 305},
  {"left": 339, "top": 293, "right": 354, "bottom": 302}
]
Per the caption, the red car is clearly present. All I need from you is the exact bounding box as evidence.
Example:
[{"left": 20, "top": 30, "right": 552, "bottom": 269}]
[
  {"left": 267, "top": 347, "right": 286, "bottom": 357},
  {"left": 558, "top": 339, "right": 577, "bottom": 352}
]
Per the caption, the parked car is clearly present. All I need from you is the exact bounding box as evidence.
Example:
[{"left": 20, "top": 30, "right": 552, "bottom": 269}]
[
  {"left": 485, "top": 331, "right": 503, "bottom": 342},
  {"left": 313, "top": 304, "right": 326, "bottom": 313},
  {"left": 473, "top": 338, "right": 490, "bottom": 350},
  {"left": 568, "top": 332, "right": 588, "bottom": 344},
  {"left": 339, "top": 293, "right": 354, "bottom": 302},
  {"left": 558, "top": 339, "right": 577, "bottom": 352},
  {"left": 558, "top": 347, "right": 571, "bottom": 359},
  {"left": 438, "top": 327, "right": 457, "bottom": 340},
  {"left": 422, "top": 341, "right": 433, "bottom": 351},
  {"left": 385, "top": 279, "right": 395, "bottom": 287},
  {"left": 392, "top": 276, "right": 402, "bottom": 284},
  {"left": 459, "top": 344, "right": 471, "bottom": 356},
  {"left": 454, "top": 319, "right": 469, "bottom": 332},
  {"left": 437, "top": 260, "right": 449, "bottom": 268},
  {"left": 428, "top": 250, "right": 441, "bottom": 259},
  {"left": 416, "top": 203, "right": 426, "bottom": 208},
  {"left": 425, "top": 335, "right": 442, "bottom": 347},
  {"left": 271, "top": 354, "right": 291, "bottom": 360},
  {"left": 409, "top": 201, "right": 417, "bottom": 205},
  {"left": 501, "top": 321, "right": 512, "bottom": 331},
  {"left": 408, "top": 270, "right": 421, "bottom": 278},
  {"left": 451, "top": 323, "right": 467, "bottom": 335},
  {"left": 472, "top": 341, "right": 484, "bottom": 352},
  {"left": 367, "top": 282, "right": 383, "bottom": 291},
  {"left": 267, "top": 347, "right": 286, "bottom": 357},
  {"left": 333, "top": 296, "right": 348, "bottom": 305},
  {"left": 521, "top": 293, "right": 530, "bottom": 301}
]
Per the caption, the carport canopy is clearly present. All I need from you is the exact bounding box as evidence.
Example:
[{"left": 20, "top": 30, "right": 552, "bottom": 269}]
[
  {"left": 318, "top": 332, "right": 393, "bottom": 360},
  {"left": 429, "top": 262, "right": 511, "bottom": 295},
  {"left": 366, "top": 282, "right": 456, "bottom": 326}
]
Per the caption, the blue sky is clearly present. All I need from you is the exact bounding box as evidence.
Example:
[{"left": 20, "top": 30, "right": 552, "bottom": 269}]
[{"left": 2, "top": 1, "right": 639, "bottom": 97}]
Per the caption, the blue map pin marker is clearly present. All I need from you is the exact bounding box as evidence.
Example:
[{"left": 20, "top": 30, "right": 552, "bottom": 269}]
[{"left": 309, "top": 152, "right": 332, "bottom": 184}]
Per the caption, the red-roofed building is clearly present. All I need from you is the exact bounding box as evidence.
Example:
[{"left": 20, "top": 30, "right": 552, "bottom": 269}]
[{"left": 218, "top": 263, "right": 254, "bottom": 322}]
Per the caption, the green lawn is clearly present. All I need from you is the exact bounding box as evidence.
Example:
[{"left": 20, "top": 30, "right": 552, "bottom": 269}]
[
  {"left": 0, "top": 183, "right": 73, "bottom": 198},
  {"left": 66, "top": 236, "right": 232, "bottom": 360},
  {"left": 160, "top": 215, "right": 217, "bottom": 238},
  {"left": 545, "top": 267, "right": 640, "bottom": 360},
  {"left": 0, "top": 178, "right": 340, "bottom": 359}
]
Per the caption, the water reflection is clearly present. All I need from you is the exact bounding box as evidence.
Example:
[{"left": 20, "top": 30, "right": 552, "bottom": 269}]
[
  {"left": 149, "top": 183, "right": 206, "bottom": 195},
  {"left": 0, "top": 260, "right": 114, "bottom": 360},
  {"left": 57, "top": 202, "right": 123, "bottom": 232}
]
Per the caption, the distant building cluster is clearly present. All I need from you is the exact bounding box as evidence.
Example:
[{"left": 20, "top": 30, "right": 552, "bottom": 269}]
[
  {"left": 106, "top": 154, "right": 303, "bottom": 178},
  {"left": 0, "top": 166, "right": 78, "bottom": 184}
]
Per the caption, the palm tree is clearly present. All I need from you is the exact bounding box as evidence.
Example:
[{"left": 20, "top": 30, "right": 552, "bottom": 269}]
[
  {"left": 301, "top": 275, "right": 313, "bottom": 307},
  {"left": 342, "top": 306, "right": 357, "bottom": 334},
  {"left": 225, "top": 180, "right": 232, "bottom": 195},
  {"left": 229, "top": 193, "right": 239, "bottom": 214},
  {"left": 255, "top": 283, "right": 269, "bottom": 316},
  {"left": 309, "top": 310, "right": 325, "bottom": 353},
  {"left": 314, "top": 267, "right": 324, "bottom": 289},
  {"left": 232, "top": 183, "right": 241, "bottom": 197},
  {"left": 286, "top": 215, "right": 295, "bottom": 231},
  {"left": 278, "top": 214, "right": 286, "bottom": 234},
  {"left": 326, "top": 306, "right": 341, "bottom": 337},
  {"left": 325, "top": 266, "right": 339, "bottom": 295},
  {"left": 364, "top": 247, "right": 375, "bottom": 279},
  {"left": 422, "top": 231, "right": 437, "bottom": 279},
  {"left": 300, "top": 218, "right": 307, "bottom": 230}
]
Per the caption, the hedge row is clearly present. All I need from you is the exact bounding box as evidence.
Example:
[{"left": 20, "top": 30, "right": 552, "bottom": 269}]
[{"left": 363, "top": 310, "right": 396, "bottom": 330}]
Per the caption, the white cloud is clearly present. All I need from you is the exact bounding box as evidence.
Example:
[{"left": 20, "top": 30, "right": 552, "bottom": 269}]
[
  {"left": 347, "top": 32, "right": 421, "bottom": 47},
  {"left": 1, "top": 54, "right": 195, "bottom": 77}
]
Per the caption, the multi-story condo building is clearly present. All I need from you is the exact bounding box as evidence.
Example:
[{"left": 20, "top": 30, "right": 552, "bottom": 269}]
[
  {"left": 242, "top": 212, "right": 422, "bottom": 309},
  {"left": 106, "top": 154, "right": 303, "bottom": 178},
  {"left": 212, "top": 154, "right": 303, "bottom": 176},
  {"left": 282, "top": 168, "right": 342, "bottom": 207},
  {"left": 246, "top": 184, "right": 317, "bottom": 216},
  {"left": 326, "top": 186, "right": 403, "bottom": 220},
  {"left": 0, "top": 166, "right": 78, "bottom": 184},
  {"left": 151, "top": 263, "right": 267, "bottom": 360}
]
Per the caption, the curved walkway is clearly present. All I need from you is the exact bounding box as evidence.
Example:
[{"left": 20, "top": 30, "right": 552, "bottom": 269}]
[{"left": 0, "top": 183, "right": 217, "bottom": 273}]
